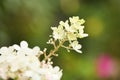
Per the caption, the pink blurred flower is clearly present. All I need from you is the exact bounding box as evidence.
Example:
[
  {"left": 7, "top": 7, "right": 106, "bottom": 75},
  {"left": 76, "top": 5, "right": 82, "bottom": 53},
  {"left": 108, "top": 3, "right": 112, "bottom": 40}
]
[{"left": 96, "top": 54, "right": 116, "bottom": 78}]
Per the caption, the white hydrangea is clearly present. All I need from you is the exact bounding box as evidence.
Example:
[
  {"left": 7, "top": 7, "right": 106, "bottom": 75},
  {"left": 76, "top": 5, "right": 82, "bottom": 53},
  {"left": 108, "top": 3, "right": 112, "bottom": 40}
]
[
  {"left": 0, "top": 41, "right": 62, "bottom": 80},
  {"left": 52, "top": 16, "right": 88, "bottom": 40},
  {"left": 50, "top": 16, "right": 88, "bottom": 53}
]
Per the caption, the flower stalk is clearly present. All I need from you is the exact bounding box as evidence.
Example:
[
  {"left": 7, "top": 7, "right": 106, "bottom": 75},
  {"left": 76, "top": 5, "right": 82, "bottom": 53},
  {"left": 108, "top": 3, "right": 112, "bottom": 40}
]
[
  {"left": 45, "top": 16, "right": 88, "bottom": 61},
  {"left": 44, "top": 39, "right": 67, "bottom": 61}
]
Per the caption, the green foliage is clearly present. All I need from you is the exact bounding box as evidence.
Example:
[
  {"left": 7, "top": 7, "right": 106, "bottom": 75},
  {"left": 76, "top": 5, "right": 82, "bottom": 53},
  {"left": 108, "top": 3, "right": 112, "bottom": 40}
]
[{"left": 0, "top": 0, "right": 120, "bottom": 80}]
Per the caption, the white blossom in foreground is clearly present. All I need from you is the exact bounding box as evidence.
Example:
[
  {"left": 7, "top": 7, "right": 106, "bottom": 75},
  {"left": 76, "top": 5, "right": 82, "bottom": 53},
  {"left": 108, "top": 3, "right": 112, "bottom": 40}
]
[{"left": 0, "top": 41, "right": 62, "bottom": 80}]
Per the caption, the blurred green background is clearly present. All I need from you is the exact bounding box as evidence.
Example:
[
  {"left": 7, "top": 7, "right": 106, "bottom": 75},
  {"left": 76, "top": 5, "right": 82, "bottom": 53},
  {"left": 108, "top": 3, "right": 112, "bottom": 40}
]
[{"left": 0, "top": 0, "right": 120, "bottom": 80}]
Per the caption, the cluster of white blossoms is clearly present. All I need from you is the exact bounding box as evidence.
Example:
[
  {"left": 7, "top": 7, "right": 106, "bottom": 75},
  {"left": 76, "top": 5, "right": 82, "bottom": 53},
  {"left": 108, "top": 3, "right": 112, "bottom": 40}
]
[
  {"left": 0, "top": 16, "right": 88, "bottom": 80},
  {"left": 49, "top": 16, "right": 88, "bottom": 53},
  {"left": 0, "top": 41, "right": 62, "bottom": 80}
]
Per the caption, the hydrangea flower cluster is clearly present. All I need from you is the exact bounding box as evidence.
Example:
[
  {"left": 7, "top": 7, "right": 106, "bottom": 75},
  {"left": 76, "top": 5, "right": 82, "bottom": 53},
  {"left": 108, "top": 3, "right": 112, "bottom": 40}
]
[
  {"left": 48, "top": 16, "right": 88, "bottom": 54},
  {"left": 0, "top": 41, "right": 62, "bottom": 80},
  {"left": 0, "top": 16, "right": 88, "bottom": 80}
]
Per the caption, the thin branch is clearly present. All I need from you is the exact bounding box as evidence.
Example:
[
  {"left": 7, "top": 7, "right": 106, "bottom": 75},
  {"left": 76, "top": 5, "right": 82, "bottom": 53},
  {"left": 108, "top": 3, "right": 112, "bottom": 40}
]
[
  {"left": 61, "top": 45, "right": 72, "bottom": 50},
  {"left": 53, "top": 39, "right": 56, "bottom": 48},
  {"left": 44, "top": 39, "right": 66, "bottom": 61}
]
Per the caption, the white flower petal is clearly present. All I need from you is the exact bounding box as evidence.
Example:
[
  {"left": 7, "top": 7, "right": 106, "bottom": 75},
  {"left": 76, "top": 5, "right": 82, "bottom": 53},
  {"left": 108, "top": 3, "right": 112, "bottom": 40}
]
[
  {"left": 20, "top": 41, "right": 28, "bottom": 48},
  {"left": 13, "top": 44, "right": 20, "bottom": 50},
  {"left": 70, "top": 41, "right": 82, "bottom": 53}
]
